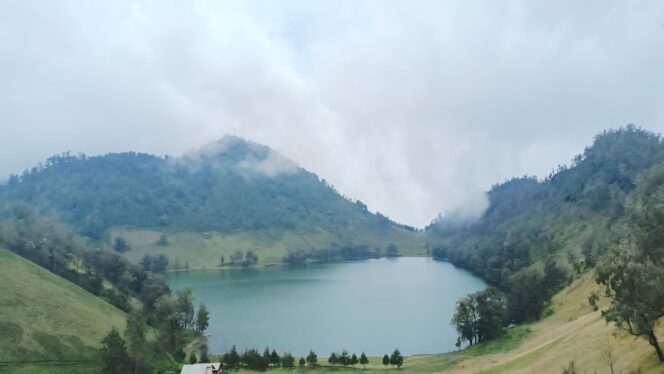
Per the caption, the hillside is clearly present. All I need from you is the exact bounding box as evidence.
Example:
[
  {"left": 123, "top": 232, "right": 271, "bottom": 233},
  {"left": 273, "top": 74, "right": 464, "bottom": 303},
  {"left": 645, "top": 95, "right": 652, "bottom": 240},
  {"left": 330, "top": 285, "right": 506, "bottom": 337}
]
[
  {"left": 427, "top": 126, "right": 664, "bottom": 320},
  {"left": 442, "top": 273, "right": 664, "bottom": 373},
  {"left": 0, "top": 247, "right": 126, "bottom": 371},
  {"left": 0, "top": 136, "right": 421, "bottom": 268}
]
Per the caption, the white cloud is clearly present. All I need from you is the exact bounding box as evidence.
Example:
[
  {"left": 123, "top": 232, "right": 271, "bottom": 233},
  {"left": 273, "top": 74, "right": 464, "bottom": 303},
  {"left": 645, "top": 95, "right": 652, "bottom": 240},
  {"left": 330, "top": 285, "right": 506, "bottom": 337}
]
[{"left": 1, "top": 0, "right": 663, "bottom": 226}]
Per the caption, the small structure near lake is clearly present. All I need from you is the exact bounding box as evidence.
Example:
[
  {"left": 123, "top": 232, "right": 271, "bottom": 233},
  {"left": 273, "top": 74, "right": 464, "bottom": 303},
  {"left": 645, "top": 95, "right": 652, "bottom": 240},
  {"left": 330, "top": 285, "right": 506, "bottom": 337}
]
[{"left": 180, "top": 362, "right": 221, "bottom": 374}]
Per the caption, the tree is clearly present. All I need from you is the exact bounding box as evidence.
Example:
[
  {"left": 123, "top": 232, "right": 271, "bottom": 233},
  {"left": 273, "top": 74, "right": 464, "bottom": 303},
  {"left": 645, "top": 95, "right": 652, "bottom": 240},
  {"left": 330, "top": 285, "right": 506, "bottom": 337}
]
[
  {"left": 196, "top": 303, "right": 209, "bottom": 334},
  {"left": 389, "top": 349, "right": 403, "bottom": 368},
  {"left": 506, "top": 270, "right": 546, "bottom": 323},
  {"left": 263, "top": 347, "right": 271, "bottom": 363},
  {"left": 176, "top": 288, "right": 195, "bottom": 329},
  {"left": 113, "top": 237, "right": 131, "bottom": 253},
  {"left": 244, "top": 250, "right": 258, "bottom": 267},
  {"left": 360, "top": 352, "right": 369, "bottom": 368},
  {"left": 200, "top": 345, "right": 210, "bottom": 363},
  {"left": 230, "top": 250, "right": 243, "bottom": 266},
  {"left": 140, "top": 254, "right": 153, "bottom": 271},
  {"left": 100, "top": 327, "right": 130, "bottom": 374},
  {"left": 382, "top": 354, "right": 389, "bottom": 367},
  {"left": 189, "top": 352, "right": 198, "bottom": 364},
  {"left": 385, "top": 243, "right": 399, "bottom": 257},
  {"left": 299, "top": 357, "right": 306, "bottom": 367},
  {"left": 306, "top": 350, "right": 318, "bottom": 366},
  {"left": 156, "top": 234, "right": 169, "bottom": 246},
  {"left": 601, "top": 341, "right": 618, "bottom": 374},
  {"left": 223, "top": 345, "right": 241, "bottom": 370},
  {"left": 152, "top": 254, "right": 169, "bottom": 273},
  {"left": 329, "top": 352, "right": 338, "bottom": 366},
  {"left": 270, "top": 349, "right": 281, "bottom": 367},
  {"left": 452, "top": 288, "right": 505, "bottom": 346},
  {"left": 241, "top": 348, "right": 268, "bottom": 371},
  {"left": 282, "top": 353, "right": 295, "bottom": 368},
  {"left": 340, "top": 350, "right": 349, "bottom": 366},
  {"left": 124, "top": 311, "right": 148, "bottom": 374},
  {"left": 351, "top": 353, "right": 358, "bottom": 366},
  {"left": 596, "top": 250, "right": 664, "bottom": 362}
]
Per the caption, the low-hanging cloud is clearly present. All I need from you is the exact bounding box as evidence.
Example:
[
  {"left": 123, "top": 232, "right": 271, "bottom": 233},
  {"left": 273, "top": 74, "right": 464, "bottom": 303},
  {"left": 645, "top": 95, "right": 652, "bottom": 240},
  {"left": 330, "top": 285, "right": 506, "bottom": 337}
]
[{"left": 1, "top": 1, "right": 664, "bottom": 227}]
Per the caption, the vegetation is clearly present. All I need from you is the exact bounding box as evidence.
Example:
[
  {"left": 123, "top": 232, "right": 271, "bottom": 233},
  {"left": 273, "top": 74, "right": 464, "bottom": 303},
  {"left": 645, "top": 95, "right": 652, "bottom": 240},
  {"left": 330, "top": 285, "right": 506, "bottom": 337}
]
[
  {"left": 0, "top": 247, "right": 127, "bottom": 365},
  {"left": 0, "top": 137, "right": 415, "bottom": 245},
  {"left": 595, "top": 161, "right": 664, "bottom": 362},
  {"left": 0, "top": 206, "right": 202, "bottom": 371},
  {"left": 429, "top": 126, "right": 664, "bottom": 324},
  {"left": 451, "top": 288, "right": 506, "bottom": 347}
]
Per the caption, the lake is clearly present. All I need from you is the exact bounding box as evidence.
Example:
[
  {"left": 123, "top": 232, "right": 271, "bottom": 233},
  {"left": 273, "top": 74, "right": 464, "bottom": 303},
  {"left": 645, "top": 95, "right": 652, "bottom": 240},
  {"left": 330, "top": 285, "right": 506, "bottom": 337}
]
[{"left": 166, "top": 257, "right": 486, "bottom": 356}]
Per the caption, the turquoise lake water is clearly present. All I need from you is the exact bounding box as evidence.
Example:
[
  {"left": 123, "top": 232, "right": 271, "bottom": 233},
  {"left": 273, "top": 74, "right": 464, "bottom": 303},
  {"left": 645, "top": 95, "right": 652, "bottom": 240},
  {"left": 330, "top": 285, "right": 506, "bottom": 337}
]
[{"left": 166, "top": 257, "right": 486, "bottom": 356}]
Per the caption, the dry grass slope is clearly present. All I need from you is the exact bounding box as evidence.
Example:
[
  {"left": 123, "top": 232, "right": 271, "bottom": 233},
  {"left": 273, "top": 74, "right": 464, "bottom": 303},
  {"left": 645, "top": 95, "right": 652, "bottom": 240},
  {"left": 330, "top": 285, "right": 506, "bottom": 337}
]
[{"left": 443, "top": 272, "right": 664, "bottom": 374}]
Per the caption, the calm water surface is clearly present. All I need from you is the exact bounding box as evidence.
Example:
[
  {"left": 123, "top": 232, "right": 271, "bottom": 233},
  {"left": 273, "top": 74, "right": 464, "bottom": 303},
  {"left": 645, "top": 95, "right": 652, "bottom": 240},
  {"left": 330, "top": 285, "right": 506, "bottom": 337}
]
[{"left": 166, "top": 257, "right": 486, "bottom": 355}]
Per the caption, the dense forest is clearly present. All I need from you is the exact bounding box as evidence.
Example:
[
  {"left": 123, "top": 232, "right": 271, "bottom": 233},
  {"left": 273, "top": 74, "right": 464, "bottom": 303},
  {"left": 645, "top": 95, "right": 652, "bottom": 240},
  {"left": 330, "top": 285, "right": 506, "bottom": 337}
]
[
  {"left": 0, "top": 136, "right": 414, "bottom": 241},
  {"left": 428, "top": 125, "right": 664, "bottom": 324}
]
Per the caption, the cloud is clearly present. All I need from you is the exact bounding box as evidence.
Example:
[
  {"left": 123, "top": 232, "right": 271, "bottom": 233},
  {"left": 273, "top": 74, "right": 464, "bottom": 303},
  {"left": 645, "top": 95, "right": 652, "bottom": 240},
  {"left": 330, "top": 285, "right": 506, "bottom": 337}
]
[
  {"left": 237, "top": 151, "right": 298, "bottom": 178},
  {"left": 1, "top": 1, "right": 663, "bottom": 227}
]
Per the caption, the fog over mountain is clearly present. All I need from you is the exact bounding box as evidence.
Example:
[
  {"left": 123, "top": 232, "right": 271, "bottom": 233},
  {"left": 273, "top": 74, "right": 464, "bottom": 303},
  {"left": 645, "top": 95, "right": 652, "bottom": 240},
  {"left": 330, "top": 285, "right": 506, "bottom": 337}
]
[{"left": 2, "top": 1, "right": 664, "bottom": 226}]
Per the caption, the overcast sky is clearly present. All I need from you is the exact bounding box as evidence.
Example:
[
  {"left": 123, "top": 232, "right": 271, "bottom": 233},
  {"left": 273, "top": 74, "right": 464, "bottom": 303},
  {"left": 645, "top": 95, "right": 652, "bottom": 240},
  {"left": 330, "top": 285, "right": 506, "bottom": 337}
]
[{"left": 1, "top": 1, "right": 664, "bottom": 227}]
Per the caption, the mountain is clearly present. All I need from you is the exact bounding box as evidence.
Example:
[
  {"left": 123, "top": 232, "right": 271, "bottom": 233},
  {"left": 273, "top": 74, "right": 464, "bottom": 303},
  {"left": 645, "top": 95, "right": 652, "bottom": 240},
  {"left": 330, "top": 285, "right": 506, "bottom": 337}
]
[
  {"left": 0, "top": 246, "right": 126, "bottom": 372},
  {"left": 426, "top": 125, "right": 664, "bottom": 321},
  {"left": 0, "top": 136, "right": 424, "bottom": 268}
]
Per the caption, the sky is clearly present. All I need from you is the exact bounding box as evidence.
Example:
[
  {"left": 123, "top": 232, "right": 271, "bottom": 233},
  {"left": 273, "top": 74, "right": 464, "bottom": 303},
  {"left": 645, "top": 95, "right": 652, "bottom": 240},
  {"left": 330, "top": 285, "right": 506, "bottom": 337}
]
[{"left": 1, "top": 1, "right": 664, "bottom": 227}]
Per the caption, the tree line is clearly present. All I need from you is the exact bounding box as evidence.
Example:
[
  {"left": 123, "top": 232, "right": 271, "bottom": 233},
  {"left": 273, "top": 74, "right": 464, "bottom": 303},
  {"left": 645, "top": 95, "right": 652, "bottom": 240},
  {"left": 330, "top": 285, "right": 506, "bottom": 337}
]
[
  {"left": 215, "top": 346, "right": 403, "bottom": 371},
  {"left": 282, "top": 243, "right": 400, "bottom": 264},
  {"left": 100, "top": 295, "right": 210, "bottom": 373}
]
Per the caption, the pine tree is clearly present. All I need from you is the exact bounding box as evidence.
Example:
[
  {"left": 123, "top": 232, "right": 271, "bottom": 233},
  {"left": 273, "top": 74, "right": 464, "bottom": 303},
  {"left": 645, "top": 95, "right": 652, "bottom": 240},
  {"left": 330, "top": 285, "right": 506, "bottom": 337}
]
[
  {"left": 100, "top": 327, "right": 130, "bottom": 374},
  {"left": 382, "top": 354, "right": 389, "bottom": 367},
  {"left": 329, "top": 352, "right": 338, "bottom": 366},
  {"left": 270, "top": 349, "right": 281, "bottom": 367},
  {"left": 351, "top": 353, "right": 358, "bottom": 365},
  {"left": 306, "top": 350, "right": 318, "bottom": 366},
  {"left": 390, "top": 349, "right": 404, "bottom": 368},
  {"left": 282, "top": 352, "right": 295, "bottom": 368},
  {"left": 360, "top": 352, "right": 369, "bottom": 368},
  {"left": 124, "top": 311, "right": 148, "bottom": 374},
  {"left": 195, "top": 303, "right": 209, "bottom": 334},
  {"left": 223, "top": 345, "right": 241, "bottom": 370}
]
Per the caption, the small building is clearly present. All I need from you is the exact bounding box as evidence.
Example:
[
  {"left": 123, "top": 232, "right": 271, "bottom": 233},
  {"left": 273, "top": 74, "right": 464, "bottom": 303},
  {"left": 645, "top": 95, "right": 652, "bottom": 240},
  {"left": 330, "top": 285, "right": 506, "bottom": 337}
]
[{"left": 180, "top": 362, "right": 222, "bottom": 374}]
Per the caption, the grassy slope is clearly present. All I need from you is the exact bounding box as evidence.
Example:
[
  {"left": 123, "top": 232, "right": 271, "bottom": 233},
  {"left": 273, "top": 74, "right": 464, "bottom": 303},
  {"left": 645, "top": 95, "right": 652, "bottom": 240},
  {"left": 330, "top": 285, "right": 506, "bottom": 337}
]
[
  {"left": 442, "top": 272, "right": 664, "bottom": 374},
  {"left": 112, "top": 227, "right": 431, "bottom": 269},
  {"left": 0, "top": 247, "right": 126, "bottom": 370}
]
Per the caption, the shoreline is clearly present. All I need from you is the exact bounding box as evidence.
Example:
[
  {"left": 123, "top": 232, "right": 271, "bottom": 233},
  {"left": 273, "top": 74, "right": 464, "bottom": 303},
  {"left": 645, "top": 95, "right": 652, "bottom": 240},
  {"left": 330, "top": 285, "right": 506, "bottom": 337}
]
[{"left": 163, "top": 255, "right": 419, "bottom": 274}]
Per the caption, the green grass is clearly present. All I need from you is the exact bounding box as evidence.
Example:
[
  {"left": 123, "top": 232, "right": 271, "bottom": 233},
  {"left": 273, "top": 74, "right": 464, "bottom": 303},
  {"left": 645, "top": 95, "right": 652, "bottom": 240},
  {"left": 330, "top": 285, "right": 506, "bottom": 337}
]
[
  {"left": 218, "top": 326, "right": 531, "bottom": 374},
  {"left": 0, "top": 362, "right": 100, "bottom": 374},
  {"left": 0, "top": 247, "right": 127, "bottom": 367},
  {"left": 112, "top": 227, "right": 434, "bottom": 270}
]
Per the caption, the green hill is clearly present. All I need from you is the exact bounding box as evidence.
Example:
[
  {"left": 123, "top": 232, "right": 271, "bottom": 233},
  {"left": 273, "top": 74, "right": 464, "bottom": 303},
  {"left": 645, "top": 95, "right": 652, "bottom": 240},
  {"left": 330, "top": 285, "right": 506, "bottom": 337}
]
[
  {"left": 0, "top": 247, "right": 126, "bottom": 371},
  {"left": 0, "top": 136, "right": 421, "bottom": 268},
  {"left": 428, "top": 125, "right": 664, "bottom": 288}
]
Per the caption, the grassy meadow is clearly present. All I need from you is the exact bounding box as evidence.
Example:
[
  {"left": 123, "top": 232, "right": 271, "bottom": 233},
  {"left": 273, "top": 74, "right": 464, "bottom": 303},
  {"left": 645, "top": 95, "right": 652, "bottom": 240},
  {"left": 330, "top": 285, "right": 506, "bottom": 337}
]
[
  {"left": 111, "top": 227, "right": 433, "bottom": 270},
  {"left": 0, "top": 247, "right": 127, "bottom": 370}
]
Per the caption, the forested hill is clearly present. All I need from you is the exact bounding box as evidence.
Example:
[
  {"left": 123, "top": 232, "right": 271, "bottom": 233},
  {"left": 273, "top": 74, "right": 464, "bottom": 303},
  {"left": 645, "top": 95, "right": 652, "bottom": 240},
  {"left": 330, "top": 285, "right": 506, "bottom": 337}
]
[
  {"left": 426, "top": 125, "right": 664, "bottom": 322},
  {"left": 0, "top": 136, "right": 414, "bottom": 242}
]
